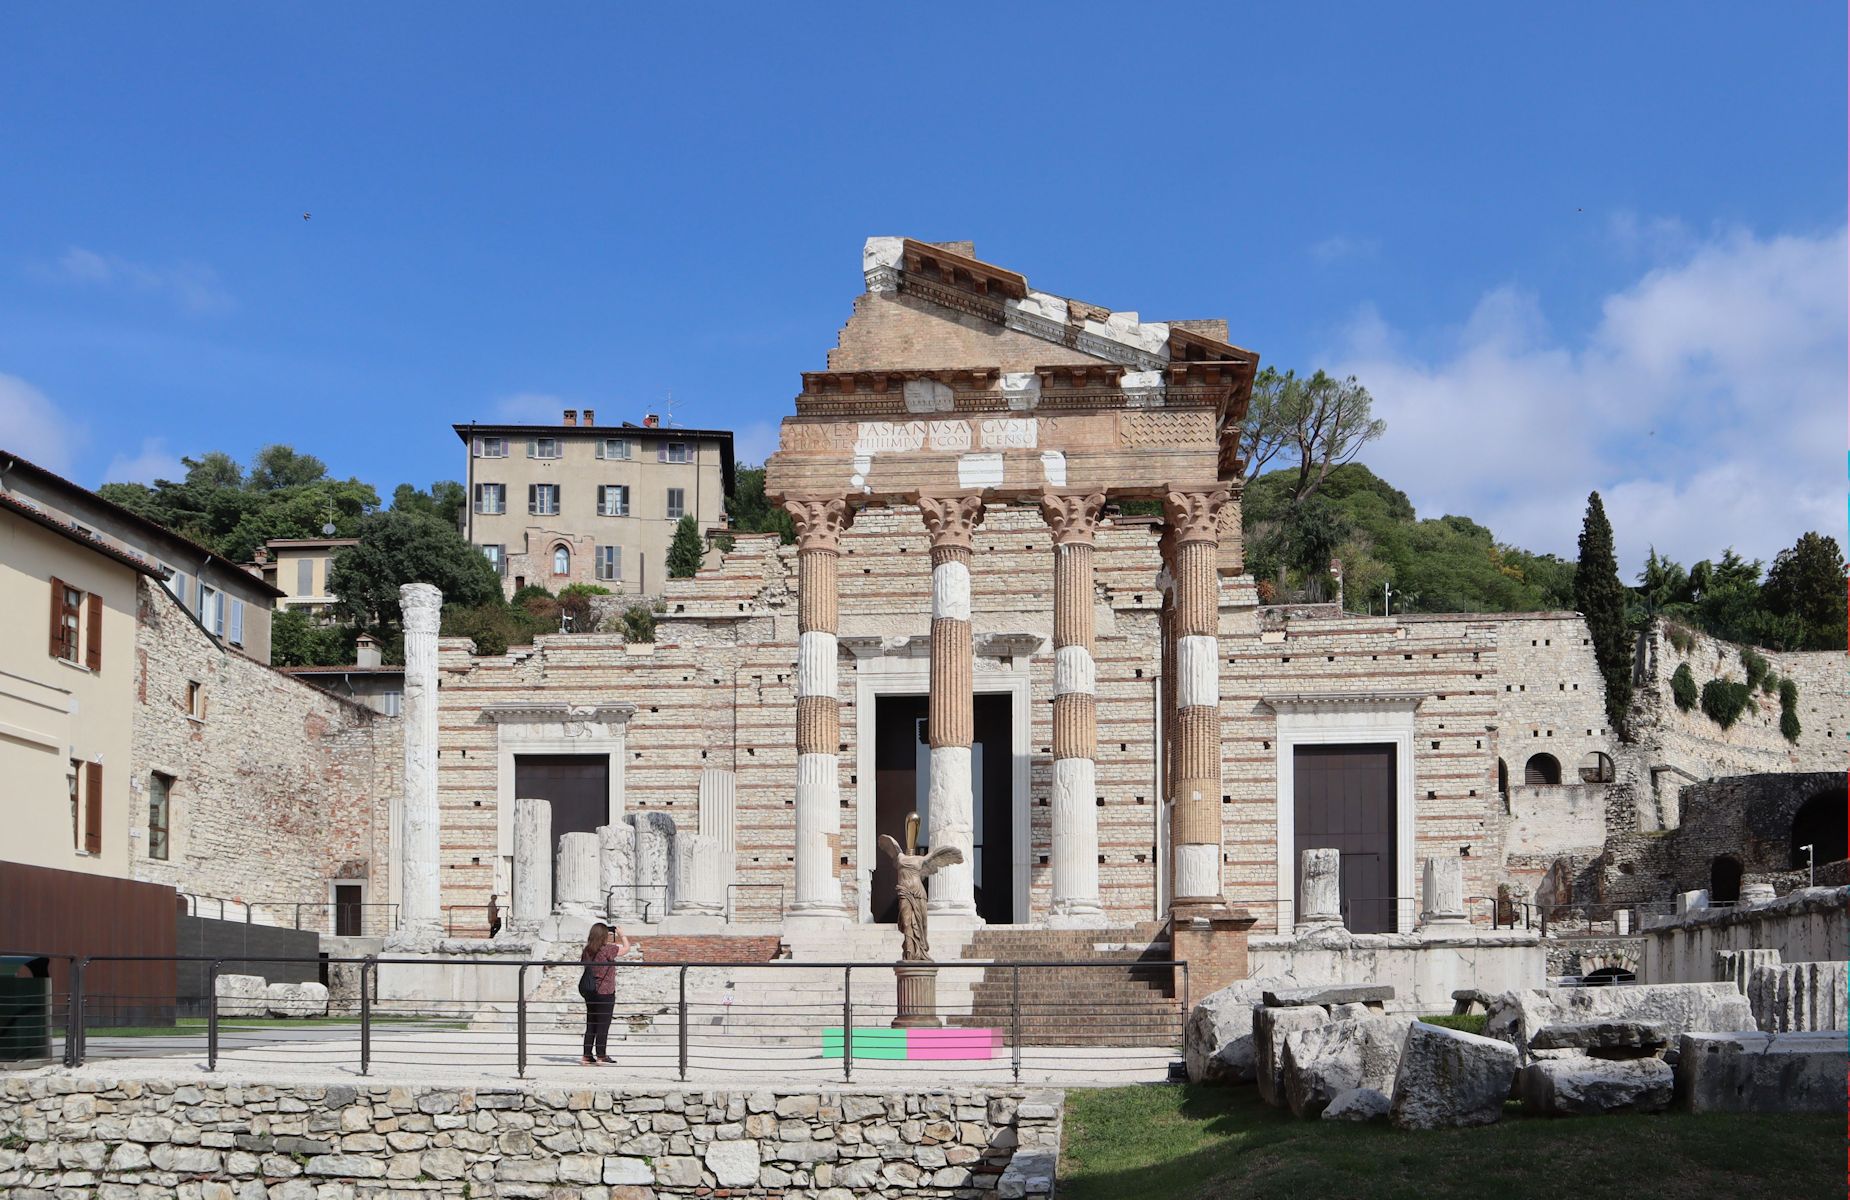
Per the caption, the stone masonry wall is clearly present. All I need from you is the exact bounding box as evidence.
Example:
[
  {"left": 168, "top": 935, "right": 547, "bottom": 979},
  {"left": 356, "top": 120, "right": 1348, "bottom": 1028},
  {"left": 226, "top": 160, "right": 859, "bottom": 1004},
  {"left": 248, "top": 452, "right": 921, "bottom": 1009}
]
[
  {"left": 0, "top": 1074, "right": 1062, "bottom": 1199},
  {"left": 131, "top": 579, "right": 398, "bottom": 930}
]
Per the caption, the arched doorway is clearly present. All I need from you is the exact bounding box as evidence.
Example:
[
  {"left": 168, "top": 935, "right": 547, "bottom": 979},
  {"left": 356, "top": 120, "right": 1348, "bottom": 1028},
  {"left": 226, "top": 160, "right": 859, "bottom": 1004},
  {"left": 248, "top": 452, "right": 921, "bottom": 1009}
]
[
  {"left": 1709, "top": 855, "right": 1743, "bottom": 904},
  {"left": 1524, "top": 753, "right": 1561, "bottom": 786},
  {"left": 1582, "top": 965, "right": 1636, "bottom": 987},
  {"left": 1790, "top": 791, "right": 1847, "bottom": 870}
]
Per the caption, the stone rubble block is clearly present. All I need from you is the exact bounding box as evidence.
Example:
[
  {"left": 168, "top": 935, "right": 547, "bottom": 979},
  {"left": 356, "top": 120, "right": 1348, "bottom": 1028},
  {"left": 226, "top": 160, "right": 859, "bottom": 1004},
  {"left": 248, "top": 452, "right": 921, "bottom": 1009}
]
[
  {"left": 1320, "top": 1087, "right": 1390, "bottom": 1122},
  {"left": 1262, "top": 984, "right": 1394, "bottom": 1009},
  {"left": 1678, "top": 1031, "right": 1849, "bottom": 1114},
  {"left": 263, "top": 981, "right": 330, "bottom": 1018},
  {"left": 212, "top": 974, "right": 268, "bottom": 1018},
  {"left": 1518, "top": 1058, "right": 1673, "bottom": 1116},
  {"left": 1748, "top": 961, "right": 1848, "bottom": 1033},
  {"left": 1483, "top": 982, "right": 1752, "bottom": 1062},
  {"left": 1183, "top": 980, "right": 1273, "bottom": 1083},
  {"left": 1255, "top": 1005, "right": 1334, "bottom": 1108},
  {"left": 1388, "top": 1021, "right": 1518, "bottom": 1130},
  {"left": 1282, "top": 1016, "right": 1415, "bottom": 1119},
  {"left": 1714, "top": 948, "right": 1780, "bottom": 995},
  {"left": 1527, "top": 1020, "right": 1669, "bottom": 1058}
]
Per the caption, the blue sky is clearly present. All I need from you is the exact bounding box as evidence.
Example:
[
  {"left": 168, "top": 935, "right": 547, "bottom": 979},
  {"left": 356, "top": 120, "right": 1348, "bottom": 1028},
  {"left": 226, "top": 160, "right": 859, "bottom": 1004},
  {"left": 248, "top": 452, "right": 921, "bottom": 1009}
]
[{"left": 2, "top": 4, "right": 1843, "bottom": 573}]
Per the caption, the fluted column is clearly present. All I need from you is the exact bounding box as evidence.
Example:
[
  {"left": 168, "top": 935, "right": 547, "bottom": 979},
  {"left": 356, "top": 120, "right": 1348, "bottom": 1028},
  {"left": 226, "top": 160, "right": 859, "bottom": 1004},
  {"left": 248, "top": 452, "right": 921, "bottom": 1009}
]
[
  {"left": 917, "top": 493, "right": 985, "bottom": 919},
  {"left": 1162, "top": 490, "right": 1230, "bottom": 917},
  {"left": 783, "top": 498, "right": 855, "bottom": 920},
  {"left": 1042, "top": 492, "right": 1107, "bottom": 926},
  {"left": 395, "top": 582, "right": 444, "bottom": 943}
]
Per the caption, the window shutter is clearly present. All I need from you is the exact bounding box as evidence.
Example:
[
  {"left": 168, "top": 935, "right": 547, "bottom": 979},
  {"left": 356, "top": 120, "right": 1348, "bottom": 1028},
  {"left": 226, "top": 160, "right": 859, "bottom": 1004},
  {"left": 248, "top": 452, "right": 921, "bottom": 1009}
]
[
  {"left": 230, "top": 599, "right": 244, "bottom": 646},
  {"left": 472, "top": 436, "right": 484, "bottom": 457},
  {"left": 49, "top": 576, "right": 66, "bottom": 657},
  {"left": 528, "top": 484, "right": 537, "bottom": 514},
  {"left": 86, "top": 592, "right": 102, "bottom": 671},
  {"left": 84, "top": 761, "right": 102, "bottom": 855},
  {"left": 595, "top": 440, "right": 604, "bottom": 460},
  {"left": 657, "top": 444, "right": 667, "bottom": 463}
]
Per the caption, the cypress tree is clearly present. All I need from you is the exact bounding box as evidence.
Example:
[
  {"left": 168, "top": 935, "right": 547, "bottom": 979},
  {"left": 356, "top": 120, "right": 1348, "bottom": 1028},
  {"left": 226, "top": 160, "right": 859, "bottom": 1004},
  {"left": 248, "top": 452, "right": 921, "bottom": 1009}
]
[
  {"left": 1574, "top": 491, "right": 1632, "bottom": 732},
  {"left": 666, "top": 514, "right": 706, "bottom": 578}
]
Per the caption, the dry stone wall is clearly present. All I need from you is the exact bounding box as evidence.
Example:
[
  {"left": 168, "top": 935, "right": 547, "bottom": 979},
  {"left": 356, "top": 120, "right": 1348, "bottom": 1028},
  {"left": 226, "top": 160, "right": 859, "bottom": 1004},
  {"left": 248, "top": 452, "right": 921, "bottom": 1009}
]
[
  {"left": 130, "top": 579, "right": 398, "bottom": 927},
  {"left": 0, "top": 1074, "right": 1061, "bottom": 1199}
]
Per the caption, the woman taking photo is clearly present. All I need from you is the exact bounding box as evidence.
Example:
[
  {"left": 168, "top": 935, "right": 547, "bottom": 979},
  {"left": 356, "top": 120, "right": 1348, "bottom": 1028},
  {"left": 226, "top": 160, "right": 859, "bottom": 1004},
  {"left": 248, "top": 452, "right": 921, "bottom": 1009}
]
[{"left": 577, "top": 921, "right": 632, "bottom": 1065}]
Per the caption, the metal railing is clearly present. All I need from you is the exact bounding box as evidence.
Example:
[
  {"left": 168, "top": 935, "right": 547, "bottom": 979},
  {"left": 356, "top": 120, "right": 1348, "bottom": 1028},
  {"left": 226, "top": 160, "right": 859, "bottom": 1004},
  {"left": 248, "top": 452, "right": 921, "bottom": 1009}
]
[
  {"left": 444, "top": 904, "right": 501, "bottom": 938},
  {"left": 1479, "top": 898, "right": 1676, "bottom": 936},
  {"left": 724, "top": 883, "right": 785, "bottom": 923},
  {"left": 603, "top": 884, "right": 667, "bottom": 924},
  {"left": 176, "top": 894, "right": 401, "bottom": 937},
  {"left": 7, "top": 951, "right": 1187, "bottom": 1085}
]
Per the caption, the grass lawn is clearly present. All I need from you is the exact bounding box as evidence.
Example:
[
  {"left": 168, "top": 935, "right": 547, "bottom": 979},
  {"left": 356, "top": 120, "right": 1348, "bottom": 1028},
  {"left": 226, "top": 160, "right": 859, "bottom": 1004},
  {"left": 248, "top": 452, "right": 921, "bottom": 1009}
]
[{"left": 1060, "top": 1084, "right": 1845, "bottom": 1200}]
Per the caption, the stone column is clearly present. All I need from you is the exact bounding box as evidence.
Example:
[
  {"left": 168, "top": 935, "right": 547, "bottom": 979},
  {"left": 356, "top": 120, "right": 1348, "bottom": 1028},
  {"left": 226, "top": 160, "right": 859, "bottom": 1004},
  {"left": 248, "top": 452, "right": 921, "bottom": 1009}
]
[
  {"left": 509, "top": 797, "right": 552, "bottom": 935},
  {"left": 556, "top": 831, "right": 601, "bottom": 922},
  {"left": 600, "top": 821, "right": 637, "bottom": 921},
  {"left": 1297, "top": 847, "right": 1343, "bottom": 932},
  {"left": 1418, "top": 855, "right": 1468, "bottom": 929},
  {"left": 782, "top": 498, "right": 856, "bottom": 921},
  {"left": 397, "top": 582, "right": 444, "bottom": 942},
  {"left": 628, "top": 811, "right": 677, "bottom": 920},
  {"left": 918, "top": 493, "right": 985, "bottom": 919},
  {"left": 1042, "top": 492, "right": 1107, "bottom": 926},
  {"left": 1162, "top": 490, "right": 1229, "bottom": 917}
]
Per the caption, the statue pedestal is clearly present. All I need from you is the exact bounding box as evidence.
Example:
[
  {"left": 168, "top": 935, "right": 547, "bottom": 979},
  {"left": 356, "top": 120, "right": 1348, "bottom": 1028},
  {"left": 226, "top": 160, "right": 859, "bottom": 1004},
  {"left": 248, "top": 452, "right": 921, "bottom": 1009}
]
[{"left": 892, "top": 964, "right": 941, "bottom": 1028}]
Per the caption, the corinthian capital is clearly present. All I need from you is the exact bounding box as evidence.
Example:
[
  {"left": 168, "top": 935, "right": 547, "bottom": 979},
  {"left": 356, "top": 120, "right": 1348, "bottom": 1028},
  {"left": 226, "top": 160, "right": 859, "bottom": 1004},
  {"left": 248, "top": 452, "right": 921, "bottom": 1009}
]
[
  {"left": 1162, "top": 489, "right": 1231, "bottom": 546},
  {"left": 1039, "top": 492, "right": 1106, "bottom": 547},
  {"left": 914, "top": 493, "right": 986, "bottom": 552},
  {"left": 782, "top": 497, "right": 857, "bottom": 553}
]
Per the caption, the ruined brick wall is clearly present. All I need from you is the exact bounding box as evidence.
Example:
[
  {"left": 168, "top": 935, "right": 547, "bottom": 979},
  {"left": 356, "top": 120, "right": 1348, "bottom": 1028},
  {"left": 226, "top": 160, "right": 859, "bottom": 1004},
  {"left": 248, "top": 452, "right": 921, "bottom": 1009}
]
[
  {"left": 826, "top": 293, "right": 1098, "bottom": 373},
  {"left": 129, "top": 579, "right": 396, "bottom": 926}
]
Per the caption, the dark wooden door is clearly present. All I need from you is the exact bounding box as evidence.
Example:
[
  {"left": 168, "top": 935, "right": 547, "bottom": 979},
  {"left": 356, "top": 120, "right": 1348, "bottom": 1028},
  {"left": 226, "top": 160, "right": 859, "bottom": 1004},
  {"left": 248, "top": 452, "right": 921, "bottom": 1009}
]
[
  {"left": 871, "top": 696, "right": 930, "bottom": 924},
  {"left": 1294, "top": 744, "right": 1397, "bottom": 933},
  {"left": 333, "top": 884, "right": 363, "bottom": 937},
  {"left": 514, "top": 755, "right": 609, "bottom": 903}
]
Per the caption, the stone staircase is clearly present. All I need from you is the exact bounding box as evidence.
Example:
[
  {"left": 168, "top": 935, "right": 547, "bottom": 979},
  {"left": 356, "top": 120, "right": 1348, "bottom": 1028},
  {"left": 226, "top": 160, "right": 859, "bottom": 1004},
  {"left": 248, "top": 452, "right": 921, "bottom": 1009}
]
[{"left": 948, "top": 926, "right": 1183, "bottom": 1047}]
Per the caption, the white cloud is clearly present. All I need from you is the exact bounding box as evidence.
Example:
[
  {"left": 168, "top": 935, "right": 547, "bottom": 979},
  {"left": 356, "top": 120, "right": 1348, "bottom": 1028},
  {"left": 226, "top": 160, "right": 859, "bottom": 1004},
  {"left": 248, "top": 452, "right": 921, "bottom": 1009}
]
[
  {"left": 54, "top": 246, "right": 234, "bottom": 314},
  {"left": 0, "top": 373, "right": 81, "bottom": 473},
  {"left": 102, "top": 437, "right": 185, "bottom": 486},
  {"left": 1332, "top": 226, "right": 1847, "bottom": 575}
]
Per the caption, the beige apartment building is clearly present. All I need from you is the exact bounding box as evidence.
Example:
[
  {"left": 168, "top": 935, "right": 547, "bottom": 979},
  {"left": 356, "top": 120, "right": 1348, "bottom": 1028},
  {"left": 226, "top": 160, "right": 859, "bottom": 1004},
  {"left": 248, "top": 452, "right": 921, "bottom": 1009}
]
[
  {"left": 253, "top": 537, "right": 358, "bottom": 612},
  {"left": 0, "top": 491, "right": 156, "bottom": 879},
  {"left": 455, "top": 410, "right": 733, "bottom": 598}
]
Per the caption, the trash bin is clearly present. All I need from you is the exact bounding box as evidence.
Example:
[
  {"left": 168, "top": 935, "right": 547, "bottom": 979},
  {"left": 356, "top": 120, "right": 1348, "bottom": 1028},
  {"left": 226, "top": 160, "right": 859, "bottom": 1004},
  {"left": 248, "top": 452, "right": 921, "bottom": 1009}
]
[{"left": 0, "top": 955, "right": 53, "bottom": 1062}]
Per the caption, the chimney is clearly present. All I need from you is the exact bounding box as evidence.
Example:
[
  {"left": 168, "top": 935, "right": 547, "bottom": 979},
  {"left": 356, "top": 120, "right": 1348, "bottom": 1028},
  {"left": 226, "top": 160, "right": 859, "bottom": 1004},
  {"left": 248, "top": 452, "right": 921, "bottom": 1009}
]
[
  {"left": 355, "top": 634, "right": 382, "bottom": 669},
  {"left": 643, "top": 413, "right": 660, "bottom": 428},
  {"left": 563, "top": 409, "right": 578, "bottom": 426},
  {"left": 582, "top": 408, "right": 595, "bottom": 426}
]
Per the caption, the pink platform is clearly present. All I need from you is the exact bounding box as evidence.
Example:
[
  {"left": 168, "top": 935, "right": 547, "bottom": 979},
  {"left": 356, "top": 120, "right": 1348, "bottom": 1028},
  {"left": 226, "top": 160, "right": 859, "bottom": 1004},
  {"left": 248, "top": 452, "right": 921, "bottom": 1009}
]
[{"left": 907, "top": 1027, "right": 999, "bottom": 1060}]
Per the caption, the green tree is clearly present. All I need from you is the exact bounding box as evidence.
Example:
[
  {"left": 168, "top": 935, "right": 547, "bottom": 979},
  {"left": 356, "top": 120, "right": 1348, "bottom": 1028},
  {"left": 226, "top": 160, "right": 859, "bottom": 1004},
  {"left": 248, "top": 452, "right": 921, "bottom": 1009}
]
[
  {"left": 725, "top": 465, "right": 796, "bottom": 543},
  {"left": 391, "top": 481, "right": 467, "bottom": 532},
  {"left": 270, "top": 609, "right": 352, "bottom": 667},
  {"left": 666, "top": 514, "right": 705, "bottom": 578},
  {"left": 1762, "top": 531, "right": 1847, "bottom": 650},
  {"left": 1670, "top": 663, "right": 1698, "bottom": 711},
  {"left": 1574, "top": 492, "right": 1633, "bottom": 731},
  {"left": 247, "top": 444, "right": 328, "bottom": 491},
  {"left": 328, "top": 511, "right": 502, "bottom": 636}
]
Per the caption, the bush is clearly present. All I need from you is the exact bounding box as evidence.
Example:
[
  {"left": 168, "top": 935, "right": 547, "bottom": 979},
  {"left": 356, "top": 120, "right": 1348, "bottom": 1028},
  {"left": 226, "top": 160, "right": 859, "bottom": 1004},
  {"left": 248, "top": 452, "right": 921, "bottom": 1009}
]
[
  {"left": 510, "top": 584, "right": 552, "bottom": 607},
  {"left": 619, "top": 604, "right": 656, "bottom": 643},
  {"left": 1419, "top": 1013, "right": 1488, "bottom": 1035},
  {"left": 1779, "top": 677, "right": 1801, "bottom": 742},
  {"left": 1739, "top": 646, "right": 1770, "bottom": 692},
  {"left": 1760, "top": 671, "right": 1780, "bottom": 696},
  {"left": 1670, "top": 662, "right": 1698, "bottom": 711},
  {"left": 1779, "top": 677, "right": 1799, "bottom": 709},
  {"left": 1665, "top": 623, "right": 1695, "bottom": 655},
  {"left": 1699, "top": 677, "right": 1752, "bottom": 729},
  {"left": 1780, "top": 708, "right": 1802, "bottom": 742}
]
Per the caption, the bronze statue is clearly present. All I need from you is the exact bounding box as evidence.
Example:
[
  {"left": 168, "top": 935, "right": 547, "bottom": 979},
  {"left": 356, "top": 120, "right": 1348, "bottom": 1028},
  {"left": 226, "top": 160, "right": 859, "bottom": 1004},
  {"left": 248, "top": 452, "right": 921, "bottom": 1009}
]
[{"left": 879, "top": 812, "right": 964, "bottom": 961}]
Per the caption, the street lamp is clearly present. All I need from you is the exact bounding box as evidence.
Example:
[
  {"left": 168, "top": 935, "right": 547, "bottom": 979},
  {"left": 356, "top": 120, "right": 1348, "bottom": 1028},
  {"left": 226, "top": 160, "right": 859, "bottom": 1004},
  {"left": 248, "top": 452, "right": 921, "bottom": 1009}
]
[{"left": 1801, "top": 843, "right": 1815, "bottom": 886}]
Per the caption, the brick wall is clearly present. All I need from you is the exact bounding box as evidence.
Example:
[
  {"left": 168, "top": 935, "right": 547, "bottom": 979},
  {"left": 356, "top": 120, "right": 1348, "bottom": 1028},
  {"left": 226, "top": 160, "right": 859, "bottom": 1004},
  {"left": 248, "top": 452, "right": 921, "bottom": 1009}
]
[{"left": 129, "top": 579, "right": 397, "bottom": 928}]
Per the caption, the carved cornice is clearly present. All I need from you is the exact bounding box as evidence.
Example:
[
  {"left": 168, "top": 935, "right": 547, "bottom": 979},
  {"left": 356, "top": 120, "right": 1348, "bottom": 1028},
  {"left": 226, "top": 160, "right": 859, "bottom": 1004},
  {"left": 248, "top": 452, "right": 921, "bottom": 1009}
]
[
  {"left": 842, "top": 631, "right": 1045, "bottom": 660},
  {"left": 915, "top": 494, "right": 986, "bottom": 551},
  {"left": 1039, "top": 492, "right": 1106, "bottom": 547},
  {"left": 483, "top": 701, "right": 638, "bottom": 725},
  {"left": 783, "top": 497, "right": 857, "bottom": 554},
  {"left": 1261, "top": 692, "right": 1426, "bottom": 714},
  {"left": 1162, "top": 489, "right": 1231, "bottom": 546}
]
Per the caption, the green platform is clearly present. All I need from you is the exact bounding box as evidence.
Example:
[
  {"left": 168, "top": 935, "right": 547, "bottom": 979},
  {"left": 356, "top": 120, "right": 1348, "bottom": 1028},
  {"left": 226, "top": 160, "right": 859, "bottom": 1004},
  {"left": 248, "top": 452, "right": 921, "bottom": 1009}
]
[{"left": 821, "top": 1027, "right": 909, "bottom": 1059}]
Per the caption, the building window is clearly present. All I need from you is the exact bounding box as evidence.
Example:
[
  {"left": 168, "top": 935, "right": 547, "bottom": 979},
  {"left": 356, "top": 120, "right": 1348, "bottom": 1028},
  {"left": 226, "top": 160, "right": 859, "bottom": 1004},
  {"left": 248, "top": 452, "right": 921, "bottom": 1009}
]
[
  {"left": 69, "top": 764, "right": 81, "bottom": 850},
  {"left": 530, "top": 484, "right": 560, "bottom": 516},
  {"left": 187, "top": 680, "right": 205, "bottom": 720},
  {"left": 1524, "top": 753, "right": 1561, "bottom": 786},
  {"left": 381, "top": 691, "right": 403, "bottom": 717},
  {"left": 148, "top": 772, "right": 172, "bottom": 861},
  {"left": 50, "top": 578, "right": 82, "bottom": 663},
  {"left": 599, "top": 485, "right": 630, "bottom": 517},
  {"left": 661, "top": 442, "right": 690, "bottom": 464},
  {"left": 474, "top": 483, "right": 506, "bottom": 515},
  {"left": 71, "top": 761, "right": 100, "bottom": 855},
  {"left": 596, "top": 438, "right": 631, "bottom": 461},
  {"left": 596, "top": 545, "right": 621, "bottom": 581},
  {"left": 473, "top": 435, "right": 507, "bottom": 458},
  {"left": 527, "top": 437, "right": 561, "bottom": 459},
  {"left": 166, "top": 570, "right": 187, "bottom": 604},
  {"left": 297, "top": 558, "right": 314, "bottom": 596},
  {"left": 552, "top": 545, "right": 571, "bottom": 575},
  {"left": 666, "top": 488, "right": 686, "bottom": 520},
  {"left": 198, "top": 584, "right": 220, "bottom": 634},
  {"left": 482, "top": 544, "right": 505, "bottom": 575}
]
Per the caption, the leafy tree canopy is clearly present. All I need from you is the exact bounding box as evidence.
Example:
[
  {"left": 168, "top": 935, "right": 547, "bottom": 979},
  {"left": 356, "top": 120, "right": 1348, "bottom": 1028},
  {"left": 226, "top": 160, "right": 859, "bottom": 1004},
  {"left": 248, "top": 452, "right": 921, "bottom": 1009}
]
[
  {"left": 328, "top": 510, "right": 503, "bottom": 636},
  {"left": 666, "top": 514, "right": 705, "bottom": 578},
  {"left": 725, "top": 465, "right": 795, "bottom": 543}
]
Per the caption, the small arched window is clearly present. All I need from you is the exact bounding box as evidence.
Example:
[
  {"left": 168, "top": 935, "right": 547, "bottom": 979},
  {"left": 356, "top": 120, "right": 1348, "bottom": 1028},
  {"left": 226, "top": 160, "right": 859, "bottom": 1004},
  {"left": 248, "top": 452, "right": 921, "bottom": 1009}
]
[
  {"left": 1791, "top": 791, "right": 1847, "bottom": 869},
  {"left": 1577, "top": 751, "right": 1614, "bottom": 784},
  {"left": 1524, "top": 753, "right": 1562, "bottom": 786},
  {"left": 1709, "top": 855, "right": 1743, "bottom": 904},
  {"left": 552, "top": 545, "right": 571, "bottom": 576}
]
